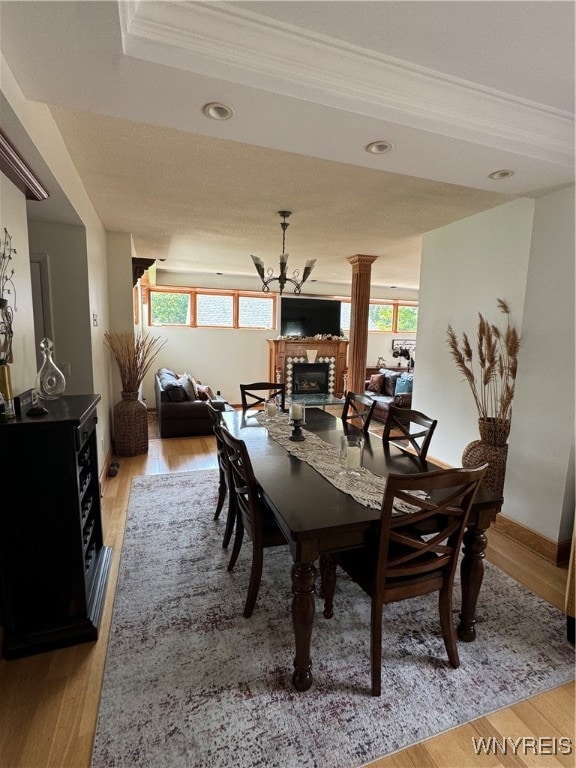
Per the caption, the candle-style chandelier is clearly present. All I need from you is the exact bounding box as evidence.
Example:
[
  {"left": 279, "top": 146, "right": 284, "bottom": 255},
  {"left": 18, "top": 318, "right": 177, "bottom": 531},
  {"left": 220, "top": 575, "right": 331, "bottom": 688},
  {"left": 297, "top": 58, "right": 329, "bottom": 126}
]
[{"left": 251, "top": 211, "right": 316, "bottom": 295}]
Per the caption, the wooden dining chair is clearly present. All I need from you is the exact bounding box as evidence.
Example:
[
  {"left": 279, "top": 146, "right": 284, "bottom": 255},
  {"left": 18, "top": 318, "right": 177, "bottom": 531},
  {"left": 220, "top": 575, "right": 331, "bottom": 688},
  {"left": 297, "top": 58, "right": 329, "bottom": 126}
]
[
  {"left": 321, "top": 463, "right": 487, "bottom": 696},
  {"left": 341, "top": 391, "right": 377, "bottom": 433},
  {"left": 240, "top": 382, "right": 285, "bottom": 412},
  {"left": 206, "top": 402, "right": 236, "bottom": 549},
  {"left": 219, "top": 425, "right": 287, "bottom": 618},
  {"left": 382, "top": 405, "right": 438, "bottom": 461}
]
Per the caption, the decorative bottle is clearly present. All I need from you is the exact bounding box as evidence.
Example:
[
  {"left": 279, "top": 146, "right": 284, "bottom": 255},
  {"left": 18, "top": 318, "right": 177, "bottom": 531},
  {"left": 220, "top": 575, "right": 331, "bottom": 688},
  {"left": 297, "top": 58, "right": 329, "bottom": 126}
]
[
  {"left": 35, "top": 337, "right": 66, "bottom": 400},
  {"left": 0, "top": 361, "right": 15, "bottom": 417}
]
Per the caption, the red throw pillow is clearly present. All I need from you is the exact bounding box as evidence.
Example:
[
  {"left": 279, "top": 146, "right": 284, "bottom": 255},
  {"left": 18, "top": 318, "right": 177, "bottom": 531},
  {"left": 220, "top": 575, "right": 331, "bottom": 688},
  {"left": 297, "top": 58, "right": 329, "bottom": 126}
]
[{"left": 366, "top": 373, "right": 385, "bottom": 394}]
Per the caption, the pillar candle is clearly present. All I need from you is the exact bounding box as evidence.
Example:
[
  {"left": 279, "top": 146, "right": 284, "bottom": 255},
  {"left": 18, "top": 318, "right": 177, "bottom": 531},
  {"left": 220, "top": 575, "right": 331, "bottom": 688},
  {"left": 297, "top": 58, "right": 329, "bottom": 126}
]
[
  {"left": 291, "top": 403, "right": 303, "bottom": 420},
  {"left": 346, "top": 446, "right": 362, "bottom": 469}
]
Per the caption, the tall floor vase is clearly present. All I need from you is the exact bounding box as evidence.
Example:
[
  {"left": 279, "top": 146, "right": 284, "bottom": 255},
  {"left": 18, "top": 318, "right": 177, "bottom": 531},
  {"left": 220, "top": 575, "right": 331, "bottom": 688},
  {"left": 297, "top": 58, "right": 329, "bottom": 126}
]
[
  {"left": 462, "top": 418, "right": 510, "bottom": 510},
  {"left": 113, "top": 391, "right": 148, "bottom": 456}
]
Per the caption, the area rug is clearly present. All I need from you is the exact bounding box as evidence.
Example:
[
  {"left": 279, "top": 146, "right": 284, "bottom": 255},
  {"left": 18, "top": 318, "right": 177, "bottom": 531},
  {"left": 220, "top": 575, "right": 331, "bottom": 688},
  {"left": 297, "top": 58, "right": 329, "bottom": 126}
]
[{"left": 91, "top": 470, "right": 574, "bottom": 768}]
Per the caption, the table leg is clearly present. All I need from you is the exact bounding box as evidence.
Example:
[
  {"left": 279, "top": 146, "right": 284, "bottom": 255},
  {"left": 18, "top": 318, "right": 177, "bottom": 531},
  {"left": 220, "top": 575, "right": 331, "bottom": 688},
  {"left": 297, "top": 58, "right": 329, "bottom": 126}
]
[
  {"left": 458, "top": 524, "right": 488, "bottom": 642},
  {"left": 291, "top": 561, "right": 316, "bottom": 691}
]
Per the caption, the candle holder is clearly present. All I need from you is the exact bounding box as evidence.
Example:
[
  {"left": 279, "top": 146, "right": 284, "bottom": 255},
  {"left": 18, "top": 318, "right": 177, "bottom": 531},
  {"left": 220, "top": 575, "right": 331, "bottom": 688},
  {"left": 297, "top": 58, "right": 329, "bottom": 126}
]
[
  {"left": 339, "top": 433, "right": 364, "bottom": 474},
  {"left": 288, "top": 402, "right": 306, "bottom": 440},
  {"left": 289, "top": 418, "right": 305, "bottom": 442}
]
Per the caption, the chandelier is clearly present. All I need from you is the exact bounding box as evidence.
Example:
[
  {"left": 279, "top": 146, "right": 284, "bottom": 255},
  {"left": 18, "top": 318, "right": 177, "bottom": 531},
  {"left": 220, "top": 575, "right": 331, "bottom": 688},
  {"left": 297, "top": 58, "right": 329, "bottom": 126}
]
[{"left": 251, "top": 211, "right": 316, "bottom": 294}]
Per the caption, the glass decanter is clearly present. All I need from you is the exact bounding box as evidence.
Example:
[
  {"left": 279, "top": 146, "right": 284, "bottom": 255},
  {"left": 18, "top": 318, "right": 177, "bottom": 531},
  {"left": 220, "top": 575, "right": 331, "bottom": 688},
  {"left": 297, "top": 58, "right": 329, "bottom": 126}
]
[{"left": 35, "top": 337, "right": 66, "bottom": 400}]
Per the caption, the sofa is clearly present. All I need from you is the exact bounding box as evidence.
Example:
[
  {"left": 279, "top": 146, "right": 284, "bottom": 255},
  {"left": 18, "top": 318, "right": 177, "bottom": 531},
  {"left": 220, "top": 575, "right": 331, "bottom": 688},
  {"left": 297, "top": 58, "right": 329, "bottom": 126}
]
[
  {"left": 364, "top": 368, "right": 413, "bottom": 423},
  {"left": 154, "top": 368, "right": 231, "bottom": 438}
]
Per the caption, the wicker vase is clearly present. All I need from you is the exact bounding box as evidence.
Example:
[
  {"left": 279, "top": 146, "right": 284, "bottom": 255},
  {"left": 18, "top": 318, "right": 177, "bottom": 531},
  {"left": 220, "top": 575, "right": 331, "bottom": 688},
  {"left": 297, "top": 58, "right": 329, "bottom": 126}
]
[
  {"left": 462, "top": 418, "right": 511, "bottom": 500},
  {"left": 113, "top": 391, "right": 148, "bottom": 456}
]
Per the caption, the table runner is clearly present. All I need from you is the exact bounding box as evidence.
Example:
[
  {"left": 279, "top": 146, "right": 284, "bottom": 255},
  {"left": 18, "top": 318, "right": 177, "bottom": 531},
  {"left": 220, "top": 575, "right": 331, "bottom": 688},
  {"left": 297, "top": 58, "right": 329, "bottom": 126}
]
[{"left": 255, "top": 411, "right": 387, "bottom": 509}]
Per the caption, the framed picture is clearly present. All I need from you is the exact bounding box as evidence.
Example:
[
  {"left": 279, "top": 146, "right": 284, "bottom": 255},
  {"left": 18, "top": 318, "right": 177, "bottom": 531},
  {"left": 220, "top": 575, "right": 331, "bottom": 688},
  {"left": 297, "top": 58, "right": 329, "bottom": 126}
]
[{"left": 392, "top": 338, "right": 416, "bottom": 351}]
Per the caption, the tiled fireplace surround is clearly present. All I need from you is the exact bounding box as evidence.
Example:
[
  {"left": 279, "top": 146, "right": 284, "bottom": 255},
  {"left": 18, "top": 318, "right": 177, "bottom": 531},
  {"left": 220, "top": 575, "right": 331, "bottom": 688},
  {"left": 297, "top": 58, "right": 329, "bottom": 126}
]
[{"left": 267, "top": 339, "right": 349, "bottom": 397}]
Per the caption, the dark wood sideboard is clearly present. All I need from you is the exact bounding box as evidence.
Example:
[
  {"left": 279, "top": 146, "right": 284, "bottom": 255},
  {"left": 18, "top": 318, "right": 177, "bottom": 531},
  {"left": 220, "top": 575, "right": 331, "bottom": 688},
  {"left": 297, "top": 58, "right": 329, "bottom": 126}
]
[{"left": 0, "top": 394, "right": 112, "bottom": 659}]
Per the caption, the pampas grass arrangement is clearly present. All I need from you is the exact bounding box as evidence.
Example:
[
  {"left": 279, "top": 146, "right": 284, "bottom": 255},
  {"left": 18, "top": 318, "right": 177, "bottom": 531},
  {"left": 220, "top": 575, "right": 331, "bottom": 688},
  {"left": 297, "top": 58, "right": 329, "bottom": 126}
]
[
  {"left": 104, "top": 331, "right": 166, "bottom": 393},
  {"left": 446, "top": 299, "right": 520, "bottom": 425}
]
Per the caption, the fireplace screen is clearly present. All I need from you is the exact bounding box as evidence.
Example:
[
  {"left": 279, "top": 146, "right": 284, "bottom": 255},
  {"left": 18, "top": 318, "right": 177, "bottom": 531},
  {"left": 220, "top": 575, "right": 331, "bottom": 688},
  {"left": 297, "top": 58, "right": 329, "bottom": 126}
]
[{"left": 292, "top": 363, "right": 329, "bottom": 395}]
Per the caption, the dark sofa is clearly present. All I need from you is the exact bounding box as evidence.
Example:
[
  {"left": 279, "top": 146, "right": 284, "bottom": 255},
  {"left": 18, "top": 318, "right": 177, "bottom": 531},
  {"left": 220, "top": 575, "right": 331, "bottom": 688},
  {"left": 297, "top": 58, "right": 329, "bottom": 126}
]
[
  {"left": 365, "top": 368, "right": 413, "bottom": 423},
  {"left": 155, "top": 368, "right": 231, "bottom": 438}
]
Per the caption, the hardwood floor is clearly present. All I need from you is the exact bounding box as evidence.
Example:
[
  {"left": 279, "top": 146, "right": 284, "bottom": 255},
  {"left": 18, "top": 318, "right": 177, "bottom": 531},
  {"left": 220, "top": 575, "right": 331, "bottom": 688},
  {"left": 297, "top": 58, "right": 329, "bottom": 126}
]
[{"left": 0, "top": 417, "right": 573, "bottom": 768}]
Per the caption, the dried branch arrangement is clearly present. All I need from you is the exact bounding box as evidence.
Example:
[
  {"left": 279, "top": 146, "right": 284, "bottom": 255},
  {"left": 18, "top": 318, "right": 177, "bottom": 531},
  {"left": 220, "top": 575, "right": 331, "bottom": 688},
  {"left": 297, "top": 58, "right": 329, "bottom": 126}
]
[
  {"left": 104, "top": 331, "right": 166, "bottom": 393},
  {"left": 446, "top": 299, "right": 520, "bottom": 423}
]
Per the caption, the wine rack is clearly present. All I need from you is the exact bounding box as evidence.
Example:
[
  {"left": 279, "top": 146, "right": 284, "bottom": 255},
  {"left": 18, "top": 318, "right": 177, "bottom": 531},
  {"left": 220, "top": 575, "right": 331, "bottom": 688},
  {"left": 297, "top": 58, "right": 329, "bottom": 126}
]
[{"left": 0, "top": 395, "right": 112, "bottom": 659}]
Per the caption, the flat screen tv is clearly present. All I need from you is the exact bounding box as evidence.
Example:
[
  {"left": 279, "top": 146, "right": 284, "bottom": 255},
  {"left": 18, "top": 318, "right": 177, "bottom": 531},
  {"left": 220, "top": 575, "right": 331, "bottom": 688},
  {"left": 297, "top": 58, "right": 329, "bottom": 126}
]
[{"left": 280, "top": 297, "right": 342, "bottom": 337}]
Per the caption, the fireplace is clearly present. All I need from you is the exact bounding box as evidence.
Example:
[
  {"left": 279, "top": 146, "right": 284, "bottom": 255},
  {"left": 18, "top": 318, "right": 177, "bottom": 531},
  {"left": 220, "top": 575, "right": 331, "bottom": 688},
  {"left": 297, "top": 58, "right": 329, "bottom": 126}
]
[
  {"left": 292, "top": 363, "right": 330, "bottom": 395},
  {"left": 268, "top": 339, "right": 348, "bottom": 396}
]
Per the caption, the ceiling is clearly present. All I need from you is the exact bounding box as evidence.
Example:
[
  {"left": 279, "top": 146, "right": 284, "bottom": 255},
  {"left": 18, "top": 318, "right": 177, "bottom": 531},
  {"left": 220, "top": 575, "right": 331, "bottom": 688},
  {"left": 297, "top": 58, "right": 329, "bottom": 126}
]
[{"left": 0, "top": 1, "right": 574, "bottom": 293}]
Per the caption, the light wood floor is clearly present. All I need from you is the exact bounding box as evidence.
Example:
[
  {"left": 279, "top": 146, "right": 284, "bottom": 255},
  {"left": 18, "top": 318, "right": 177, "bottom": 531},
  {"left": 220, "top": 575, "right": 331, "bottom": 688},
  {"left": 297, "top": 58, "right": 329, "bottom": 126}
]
[{"left": 0, "top": 418, "right": 573, "bottom": 768}]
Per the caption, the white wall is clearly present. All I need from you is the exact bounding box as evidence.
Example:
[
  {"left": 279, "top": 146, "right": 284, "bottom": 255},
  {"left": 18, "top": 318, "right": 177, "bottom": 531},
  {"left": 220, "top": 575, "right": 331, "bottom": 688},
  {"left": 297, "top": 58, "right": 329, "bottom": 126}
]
[
  {"left": 1, "top": 52, "right": 112, "bottom": 466},
  {"left": 145, "top": 270, "right": 416, "bottom": 404},
  {"left": 416, "top": 199, "right": 534, "bottom": 464},
  {"left": 504, "top": 186, "right": 575, "bottom": 542},
  {"left": 141, "top": 323, "right": 272, "bottom": 406},
  {"left": 106, "top": 231, "right": 138, "bottom": 412},
  {"left": 106, "top": 231, "right": 134, "bottom": 333},
  {"left": 28, "top": 221, "right": 93, "bottom": 394},
  {"left": 416, "top": 193, "right": 575, "bottom": 545}
]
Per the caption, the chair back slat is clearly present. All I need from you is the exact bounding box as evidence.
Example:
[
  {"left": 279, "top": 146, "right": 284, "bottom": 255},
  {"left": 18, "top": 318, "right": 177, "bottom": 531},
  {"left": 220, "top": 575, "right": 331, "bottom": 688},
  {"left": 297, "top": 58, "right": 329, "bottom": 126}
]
[
  {"left": 383, "top": 405, "right": 438, "bottom": 461},
  {"left": 206, "top": 402, "right": 228, "bottom": 475},
  {"left": 240, "top": 382, "right": 285, "bottom": 412},
  {"left": 220, "top": 425, "right": 264, "bottom": 544},
  {"left": 375, "top": 465, "right": 487, "bottom": 589},
  {"left": 341, "top": 392, "right": 376, "bottom": 433}
]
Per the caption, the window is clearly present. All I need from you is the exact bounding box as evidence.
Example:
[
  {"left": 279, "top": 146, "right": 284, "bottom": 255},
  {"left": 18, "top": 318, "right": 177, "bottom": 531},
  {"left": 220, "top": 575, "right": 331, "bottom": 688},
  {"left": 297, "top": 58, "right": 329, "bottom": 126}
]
[
  {"left": 397, "top": 304, "right": 418, "bottom": 332},
  {"left": 340, "top": 301, "right": 417, "bottom": 333},
  {"left": 368, "top": 304, "right": 393, "bottom": 331},
  {"left": 150, "top": 291, "right": 191, "bottom": 325},
  {"left": 196, "top": 293, "right": 234, "bottom": 327},
  {"left": 238, "top": 296, "right": 275, "bottom": 328},
  {"left": 147, "top": 286, "right": 275, "bottom": 329},
  {"left": 340, "top": 302, "right": 350, "bottom": 331}
]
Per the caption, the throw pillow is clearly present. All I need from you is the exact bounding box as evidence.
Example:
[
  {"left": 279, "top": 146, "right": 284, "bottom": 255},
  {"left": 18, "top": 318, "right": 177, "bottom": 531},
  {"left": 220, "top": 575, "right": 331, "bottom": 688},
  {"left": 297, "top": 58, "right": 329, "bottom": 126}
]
[
  {"left": 383, "top": 371, "right": 401, "bottom": 397},
  {"left": 158, "top": 369, "right": 187, "bottom": 401},
  {"left": 366, "top": 373, "right": 386, "bottom": 394},
  {"left": 157, "top": 367, "right": 177, "bottom": 379},
  {"left": 182, "top": 373, "right": 197, "bottom": 401},
  {"left": 189, "top": 375, "right": 205, "bottom": 401},
  {"left": 164, "top": 383, "right": 187, "bottom": 402},
  {"left": 196, "top": 384, "right": 217, "bottom": 401},
  {"left": 395, "top": 373, "right": 414, "bottom": 395}
]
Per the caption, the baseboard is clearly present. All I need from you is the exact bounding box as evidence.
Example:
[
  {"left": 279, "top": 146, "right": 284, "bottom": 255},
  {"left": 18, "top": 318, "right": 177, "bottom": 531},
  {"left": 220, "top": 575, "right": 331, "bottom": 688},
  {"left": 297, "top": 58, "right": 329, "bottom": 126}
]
[
  {"left": 99, "top": 445, "right": 114, "bottom": 491},
  {"left": 494, "top": 514, "right": 571, "bottom": 565}
]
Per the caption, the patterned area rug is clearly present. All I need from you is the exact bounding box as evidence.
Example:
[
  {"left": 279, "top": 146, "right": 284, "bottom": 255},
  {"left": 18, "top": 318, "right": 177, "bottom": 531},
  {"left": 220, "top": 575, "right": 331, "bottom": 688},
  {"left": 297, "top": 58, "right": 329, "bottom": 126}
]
[{"left": 92, "top": 470, "right": 574, "bottom": 768}]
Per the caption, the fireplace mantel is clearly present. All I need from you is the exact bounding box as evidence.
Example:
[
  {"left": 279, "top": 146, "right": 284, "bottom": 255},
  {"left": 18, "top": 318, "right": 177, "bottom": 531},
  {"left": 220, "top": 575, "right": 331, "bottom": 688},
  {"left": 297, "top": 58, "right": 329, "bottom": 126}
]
[{"left": 267, "top": 338, "right": 348, "bottom": 396}]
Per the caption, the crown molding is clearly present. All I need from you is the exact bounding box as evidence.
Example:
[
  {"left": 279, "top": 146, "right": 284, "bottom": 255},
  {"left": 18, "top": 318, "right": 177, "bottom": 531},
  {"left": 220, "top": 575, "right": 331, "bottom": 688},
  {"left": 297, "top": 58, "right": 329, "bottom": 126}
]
[
  {"left": 119, "top": 0, "right": 574, "bottom": 167},
  {"left": 0, "top": 129, "right": 49, "bottom": 201}
]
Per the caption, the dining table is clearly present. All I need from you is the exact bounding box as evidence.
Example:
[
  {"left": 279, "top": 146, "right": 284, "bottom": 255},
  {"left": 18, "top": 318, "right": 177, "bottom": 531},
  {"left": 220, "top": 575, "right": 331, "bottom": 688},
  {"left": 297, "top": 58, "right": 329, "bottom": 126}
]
[{"left": 222, "top": 407, "right": 503, "bottom": 692}]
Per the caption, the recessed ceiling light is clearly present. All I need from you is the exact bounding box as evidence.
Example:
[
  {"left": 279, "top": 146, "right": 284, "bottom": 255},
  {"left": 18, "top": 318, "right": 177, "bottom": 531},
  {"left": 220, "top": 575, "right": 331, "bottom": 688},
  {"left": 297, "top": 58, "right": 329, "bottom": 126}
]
[
  {"left": 365, "top": 140, "right": 395, "bottom": 155},
  {"left": 488, "top": 169, "right": 514, "bottom": 180},
  {"left": 203, "top": 102, "right": 234, "bottom": 121}
]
